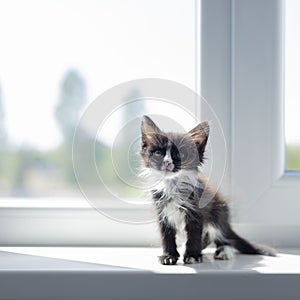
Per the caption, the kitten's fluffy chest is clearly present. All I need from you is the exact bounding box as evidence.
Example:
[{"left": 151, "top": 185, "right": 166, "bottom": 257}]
[
  {"left": 151, "top": 169, "right": 199, "bottom": 200},
  {"left": 151, "top": 169, "right": 199, "bottom": 231},
  {"left": 162, "top": 201, "right": 186, "bottom": 243}
]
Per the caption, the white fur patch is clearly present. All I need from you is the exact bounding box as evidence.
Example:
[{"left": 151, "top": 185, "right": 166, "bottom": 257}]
[
  {"left": 184, "top": 257, "right": 198, "bottom": 264},
  {"left": 152, "top": 169, "right": 199, "bottom": 244},
  {"left": 154, "top": 169, "right": 198, "bottom": 198},
  {"left": 160, "top": 199, "right": 187, "bottom": 245},
  {"left": 161, "top": 201, "right": 184, "bottom": 228},
  {"left": 141, "top": 168, "right": 200, "bottom": 195},
  {"left": 162, "top": 142, "right": 174, "bottom": 171},
  {"left": 214, "top": 245, "right": 235, "bottom": 260},
  {"left": 202, "top": 224, "right": 225, "bottom": 245}
]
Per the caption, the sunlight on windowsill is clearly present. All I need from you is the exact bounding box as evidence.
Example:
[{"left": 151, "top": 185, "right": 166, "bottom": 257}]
[{"left": 0, "top": 247, "right": 299, "bottom": 274}]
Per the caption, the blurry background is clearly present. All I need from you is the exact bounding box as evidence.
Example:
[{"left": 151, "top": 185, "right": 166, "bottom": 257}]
[
  {"left": 0, "top": 0, "right": 299, "bottom": 199},
  {"left": 0, "top": 0, "right": 195, "bottom": 198}
]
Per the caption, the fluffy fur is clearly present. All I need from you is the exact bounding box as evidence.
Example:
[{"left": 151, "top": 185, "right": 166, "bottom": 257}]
[{"left": 140, "top": 115, "right": 276, "bottom": 265}]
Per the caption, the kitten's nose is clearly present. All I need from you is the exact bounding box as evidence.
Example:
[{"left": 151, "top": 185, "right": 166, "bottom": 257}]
[
  {"left": 164, "top": 159, "right": 172, "bottom": 167},
  {"left": 163, "top": 155, "right": 174, "bottom": 171}
]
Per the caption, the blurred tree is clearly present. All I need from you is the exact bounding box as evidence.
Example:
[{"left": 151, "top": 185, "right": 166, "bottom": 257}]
[
  {"left": 10, "top": 146, "right": 36, "bottom": 196},
  {"left": 55, "top": 70, "right": 87, "bottom": 146},
  {"left": 122, "top": 88, "right": 144, "bottom": 172},
  {"left": 0, "top": 84, "right": 7, "bottom": 148},
  {"left": 111, "top": 88, "right": 145, "bottom": 195},
  {"left": 55, "top": 70, "right": 87, "bottom": 184},
  {"left": 54, "top": 69, "right": 111, "bottom": 189},
  {"left": 0, "top": 83, "right": 7, "bottom": 192}
]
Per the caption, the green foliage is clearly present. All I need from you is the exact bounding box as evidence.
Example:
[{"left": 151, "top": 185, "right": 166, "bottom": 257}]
[
  {"left": 286, "top": 144, "right": 300, "bottom": 171},
  {"left": 0, "top": 71, "right": 146, "bottom": 198},
  {"left": 0, "top": 147, "right": 50, "bottom": 196},
  {"left": 0, "top": 84, "right": 6, "bottom": 147}
]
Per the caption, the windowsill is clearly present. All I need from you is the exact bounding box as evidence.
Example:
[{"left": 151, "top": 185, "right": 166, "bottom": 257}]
[
  {"left": 1, "top": 198, "right": 300, "bottom": 247},
  {"left": 1, "top": 246, "right": 300, "bottom": 274},
  {"left": 0, "top": 197, "right": 129, "bottom": 209},
  {"left": 0, "top": 247, "right": 300, "bottom": 299}
]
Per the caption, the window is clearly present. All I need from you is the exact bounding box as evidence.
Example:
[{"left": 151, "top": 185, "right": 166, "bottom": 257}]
[
  {"left": 285, "top": 0, "right": 300, "bottom": 171},
  {"left": 0, "top": 0, "right": 195, "bottom": 199},
  {"left": 0, "top": 0, "right": 197, "bottom": 245},
  {"left": 2, "top": 0, "right": 298, "bottom": 247}
]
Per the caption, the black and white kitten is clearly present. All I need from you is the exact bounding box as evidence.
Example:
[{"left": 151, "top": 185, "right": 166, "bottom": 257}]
[{"left": 140, "top": 115, "right": 275, "bottom": 265}]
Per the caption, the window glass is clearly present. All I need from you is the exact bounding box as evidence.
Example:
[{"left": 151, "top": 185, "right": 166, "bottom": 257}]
[
  {"left": 285, "top": 0, "right": 300, "bottom": 171},
  {"left": 0, "top": 0, "right": 195, "bottom": 197}
]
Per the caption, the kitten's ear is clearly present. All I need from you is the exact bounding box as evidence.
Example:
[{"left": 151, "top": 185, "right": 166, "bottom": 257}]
[
  {"left": 188, "top": 121, "right": 210, "bottom": 160},
  {"left": 189, "top": 121, "right": 209, "bottom": 138},
  {"left": 141, "top": 116, "right": 161, "bottom": 146},
  {"left": 141, "top": 116, "right": 161, "bottom": 133}
]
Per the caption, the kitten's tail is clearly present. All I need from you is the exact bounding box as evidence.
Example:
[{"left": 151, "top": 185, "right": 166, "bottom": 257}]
[{"left": 227, "top": 229, "right": 276, "bottom": 257}]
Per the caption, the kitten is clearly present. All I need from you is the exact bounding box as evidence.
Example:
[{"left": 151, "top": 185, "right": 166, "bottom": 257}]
[{"left": 140, "top": 115, "right": 275, "bottom": 265}]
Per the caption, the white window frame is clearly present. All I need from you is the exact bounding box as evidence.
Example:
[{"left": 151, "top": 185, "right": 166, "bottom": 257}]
[
  {"left": 202, "top": 0, "right": 300, "bottom": 247},
  {"left": 1, "top": 0, "right": 298, "bottom": 247}
]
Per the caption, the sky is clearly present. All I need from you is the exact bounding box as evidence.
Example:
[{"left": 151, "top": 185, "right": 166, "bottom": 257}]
[
  {"left": 0, "top": 0, "right": 299, "bottom": 150},
  {"left": 0, "top": 0, "right": 195, "bottom": 149}
]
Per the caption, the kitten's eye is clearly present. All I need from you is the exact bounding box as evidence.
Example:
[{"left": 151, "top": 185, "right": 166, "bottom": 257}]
[{"left": 154, "top": 149, "right": 163, "bottom": 156}]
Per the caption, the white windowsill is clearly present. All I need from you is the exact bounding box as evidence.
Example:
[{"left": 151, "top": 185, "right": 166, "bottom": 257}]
[
  {"left": 0, "top": 197, "right": 143, "bottom": 209},
  {"left": 0, "top": 247, "right": 299, "bottom": 299},
  {"left": 1, "top": 197, "right": 300, "bottom": 247},
  {"left": 0, "top": 197, "right": 90, "bottom": 208}
]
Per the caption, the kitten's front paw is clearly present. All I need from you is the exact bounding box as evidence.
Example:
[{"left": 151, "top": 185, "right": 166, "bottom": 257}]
[
  {"left": 159, "top": 254, "right": 178, "bottom": 265},
  {"left": 214, "top": 245, "right": 235, "bottom": 260},
  {"left": 183, "top": 254, "right": 203, "bottom": 264}
]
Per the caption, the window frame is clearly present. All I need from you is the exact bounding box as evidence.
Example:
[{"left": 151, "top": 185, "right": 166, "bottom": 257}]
[{"left": 202, "top": 0, "right": 300, "bottom": 247}]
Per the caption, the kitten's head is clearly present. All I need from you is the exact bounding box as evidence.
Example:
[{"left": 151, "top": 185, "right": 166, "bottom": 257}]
[{"left": 140, "top": 115, "right": 209, "bottom": 173}]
